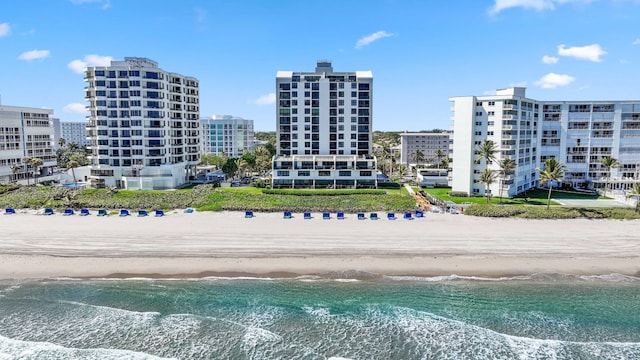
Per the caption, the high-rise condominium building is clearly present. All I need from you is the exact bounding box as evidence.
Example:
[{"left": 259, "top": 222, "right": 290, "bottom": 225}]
[
  {"left": 0, "top": 104, "right": 56, "bottom": 183},
  {"left": 60, "top": 121, "right": 91, "bottom": 147},
  {"left": 450, "top": 87, "right": 640, "bottom": 197},
  {"left": 272, "top": 61, "right": 377, "bottom": 188},
  {"left": 400, "top": 132, "right": 453, "bottom": 166},
  {"left": 200, "top": 115, "right": 254, "bottom": 157},
  {"left": 84, "top": 57, "right": 200, "bottom": 190}
]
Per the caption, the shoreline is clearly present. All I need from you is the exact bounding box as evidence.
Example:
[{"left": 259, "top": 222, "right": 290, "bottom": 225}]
[{"left": 1, "top": 211, "right": 639, "bottom": 279}]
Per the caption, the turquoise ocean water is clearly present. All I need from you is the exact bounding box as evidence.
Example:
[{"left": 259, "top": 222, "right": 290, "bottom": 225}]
[{"left": 1, "top": 273, "right": 639, "bottom": 359}]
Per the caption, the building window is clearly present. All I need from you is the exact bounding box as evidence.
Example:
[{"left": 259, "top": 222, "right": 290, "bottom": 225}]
[
  {"left": 277, "top": 170, "right": 290, "bottom": 177},
  {"left": 488, "top": 101, "right": 495, "bottom": 106}
]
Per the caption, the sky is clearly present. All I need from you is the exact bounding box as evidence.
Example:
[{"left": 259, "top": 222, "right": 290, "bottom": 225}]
[{"left": 1, "top": 0, "right": 640, "bottom": 131}]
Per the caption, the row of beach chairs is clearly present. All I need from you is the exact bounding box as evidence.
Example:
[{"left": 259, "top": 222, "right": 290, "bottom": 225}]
[
  {"left": 3, "top": 207, "right": 167, "bottom": 217},
  {"left": 244, "top": 210, "right": 425, "bottom": 220}
]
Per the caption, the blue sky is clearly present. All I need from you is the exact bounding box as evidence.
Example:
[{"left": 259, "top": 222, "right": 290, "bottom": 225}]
[{"left": 1, "top": 0, "right": 639, "bottom": 131}]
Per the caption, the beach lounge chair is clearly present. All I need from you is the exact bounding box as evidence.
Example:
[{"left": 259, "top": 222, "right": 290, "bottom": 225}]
[
  {"left": 97, "top": 209, "right": 108, "bottom": 217},
  {"left": 322, "top": 212, "right": 331, "bottom": 220},
  {"left": 357, "top": 213, "right": 366, "bottom": 220},
  {"left": 337, "top": 212, "right": 345, "bottom": 220},
  {"left": 155, "top": 210, "right": 165, "bottom": 217},
  {"left": 185, "top": 208, "right": 194, "bottom": 213},
  {"left": 370, "top": 212, "right": 379, "bottom": 220},
  {"left": 415, "top": 210, "right": 424, "bottom": 218},
  {"left": 137, "top": 210, "right": 149, "bottom": 217},
  {"left": 387, "top": 212, "right": 397, "bottom": 220},
  {"left": 245, "top": 210, "right": 254, "bottom": 218},
  {"left": 283, "top": 211, "right": 292, "bottom": 219},
  {"left": 63, "top": 208, "right": 75, "bottom": 216},
  {"left": 119, "top": 209, "right": 131, "bottom": 217},
  {"left": 304, "top": 212, "right": 312, "bottom": 219},
  {"left": 4, "top": 208, "right": 16, "bottom": 215},
  {"left": 403, "top": 212, "right": 413, "bottom": 220},
  {"left": 43, "top": 208, "right": 54, "bottom": 216},
  {"left": 79, "top": 208, "right": 90, "bottom": 216}
]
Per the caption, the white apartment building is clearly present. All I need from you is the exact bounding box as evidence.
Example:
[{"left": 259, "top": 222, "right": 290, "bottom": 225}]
[
  {"left": 400, "top": 132, "right": 452, "bottom": 166},
  {"left": 450, "top": 87, "right": 640, "bottom": 197},
  {"left": 0, "top": 104, "right": 56, "bottom": 183},
  {"left": 60, "top": 121, "right": 91, "bottom": 147},
  {"left": 84, "top": 57, "right": 200, "bottom": 190},
  {"left": 200, "top": 115, "right": 254, "bottom": 157},
  {"left": 272, "top": 61, "right": 376, "bottom": 189}
]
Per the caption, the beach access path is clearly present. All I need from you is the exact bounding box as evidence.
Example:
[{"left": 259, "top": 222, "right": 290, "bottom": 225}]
[{"left": 0, "top": 211, "right": 639, "bottom": 279}]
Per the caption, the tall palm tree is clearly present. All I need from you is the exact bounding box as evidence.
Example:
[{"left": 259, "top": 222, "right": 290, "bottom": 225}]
[
  {"left": 22, "top": 157, "right": 33, "bottom": 186},
  {"left": 434, "top": 149, "right": 445, "bottom": 170},
  {"left": 28, "top": 157, "right": 44, "bottom": 185},
  {"left": 537, "top": 157, "right": 566, "bottom": 210},
  {"left": 475, "top": 140, "right": 498, "bottom": 166},
  {"left": 413, "top": 149, "right": 424, "bottom": 168},
  {"left": 497, "top": 158, "right": 517, "bottom": 204},
  {"left": 626, "top": 183, "right": 640, "bottom": 213},
  {"left": 479, "top": 168, "right": 496, "bottom": 204},
  {"left": 67, "top": 153, "right": 86, "bottom": 184},
  {"left": 600, "top": 156, "right": 619, "bottom": 197},
  {"left": 58, "top": 137, "right": 66, "bottom": 148}
]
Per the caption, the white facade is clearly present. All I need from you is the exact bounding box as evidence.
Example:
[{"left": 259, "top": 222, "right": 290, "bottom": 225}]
[
  {"left": 450, "top": 87, "right": 640, "bottom": 197},
  {"left": 84, "top": 57, "right": 200, "bottom": 190},
  {"left": 60, "top": 121, "right": 90, "bottom": 147},
  {"left": 200, "top": 115, "right": 254, "bottom": 157},
  {"left": 400, "top": 132, "right": 452, "bottom": 166},
  {"left": 273, "top": 61, "right": 376, "bottom": 188},
  {"left": 0, "top": 104, "right": 56, "bottom": 183}
]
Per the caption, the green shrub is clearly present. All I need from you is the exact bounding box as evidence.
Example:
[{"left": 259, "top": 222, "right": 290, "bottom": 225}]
[
  {"left": 449, "top": 191, "right": 469, "bottom": 197},
  {"left": 463, "top": 205, "right": 525, "bottom": 217}
]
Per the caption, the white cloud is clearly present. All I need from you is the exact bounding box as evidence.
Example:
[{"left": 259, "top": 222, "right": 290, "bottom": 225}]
[
  {"left": 18, "top": 49, "right": 50, "bottom": 61},
  {"left": 633, "top": 38, "right": 640, "bottom": 45},
  {"left": 63, "top": 103, "right": 87, "bottom": 114},
  {"left": 67, "top": 54, "right": 113, "bottom": 74},
  {"left": 355, "top": 31, "right": 394, "bottom": 49},
  {"left": 557, "top": 44, "right": 606, "bottom": 62},
  {"left": 194, "top": 7, "right": 207, "bottom": 23},
  {"left": 509, "top": 81, "right": 528, "bottom": 87},
  {"left": 0, "top": 23, "right": 9, "bottom": 37},
  {"left": 542, "top": 55, "right": 559, "bottom": 64},
  {"left": 69, "top": 0, "right": 111, "bottom": 9},
  {"left": 489, "top": 0, "right": 593, "bottom": 14},
  {"left": 252, "top": 93, "right": 276, "bottom": 105},
  {"left": 535, "top": 73, "right": 575, "bottom": 89}
]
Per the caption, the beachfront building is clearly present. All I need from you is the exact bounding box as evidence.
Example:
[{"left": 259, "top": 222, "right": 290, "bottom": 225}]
[
  {"left": 0, "top": 104, "right": 56, "bottom": 183},
  {"left": 200, "top": 115, "right": 254, "bottom": 157},
  {"left": 60, "top": 121, "right": 91, "bottom": 147},
  {"left": 399, "top": 131, "right": 452, "bottom": 166},
  {"left": 84, "top": 57, "right": 200, "bottom": 190},
  {"left": 450, "top": 87, "right": 640, "bottom": 197},
  {"left": 272, "top": 61, "right": 377, "bottom": 188}
]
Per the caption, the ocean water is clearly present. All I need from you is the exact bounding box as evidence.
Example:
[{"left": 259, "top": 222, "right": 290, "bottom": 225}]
[{"left": 1, "top": 274, "right": 639, "bottom": 359}]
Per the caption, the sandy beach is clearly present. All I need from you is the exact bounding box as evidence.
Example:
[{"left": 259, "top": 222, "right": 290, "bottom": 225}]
[{"left": 0, "top": 210, "right": 639, "bottom": 279}]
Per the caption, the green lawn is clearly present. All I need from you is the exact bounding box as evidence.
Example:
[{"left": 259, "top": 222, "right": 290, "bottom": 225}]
[
  {"left": 421, "top": 187, "right": 583, "bottom": 206},
  {"left": 423, "top": 188, "right": 558, "bottom": 205}
]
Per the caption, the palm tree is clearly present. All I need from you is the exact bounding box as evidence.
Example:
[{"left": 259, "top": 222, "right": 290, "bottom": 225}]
[
  {"left": 10, "top": 164, "right": 21, "bottom": 183},
  {"left": 434, "top": 149, "right": 445, "bottom": 170},
  {"left": 58, "top": 138, "right": 66, "bottom": 148},
  {"left": 479, "top": 168, "right": 496, "bottom": 204},
  {"left": 67, "top": 153, "right": 86, "bottom": 184},
  {"left": 600, "top": 156, "right": 619, "bottom": 197},
  {"left": 497, "top": 158, "right": 517, "bottom": 204},
  {"left": 28, "top": 157, "right": 44, "bottom": 185},
  {"left": 625, "top": 183, "right": 640, "bottom": 213},
  {"left": 413, "top": 149, "right": 424, "bottom": 168},
  {"left": 475, "top": 140, "right": 498, "bottom": 166},
  {"left": 22, "top": 157, "right": 33, "bottom": 185},
  {"left": 537, "top": 157, "right": 566, "bottom": 210}
]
